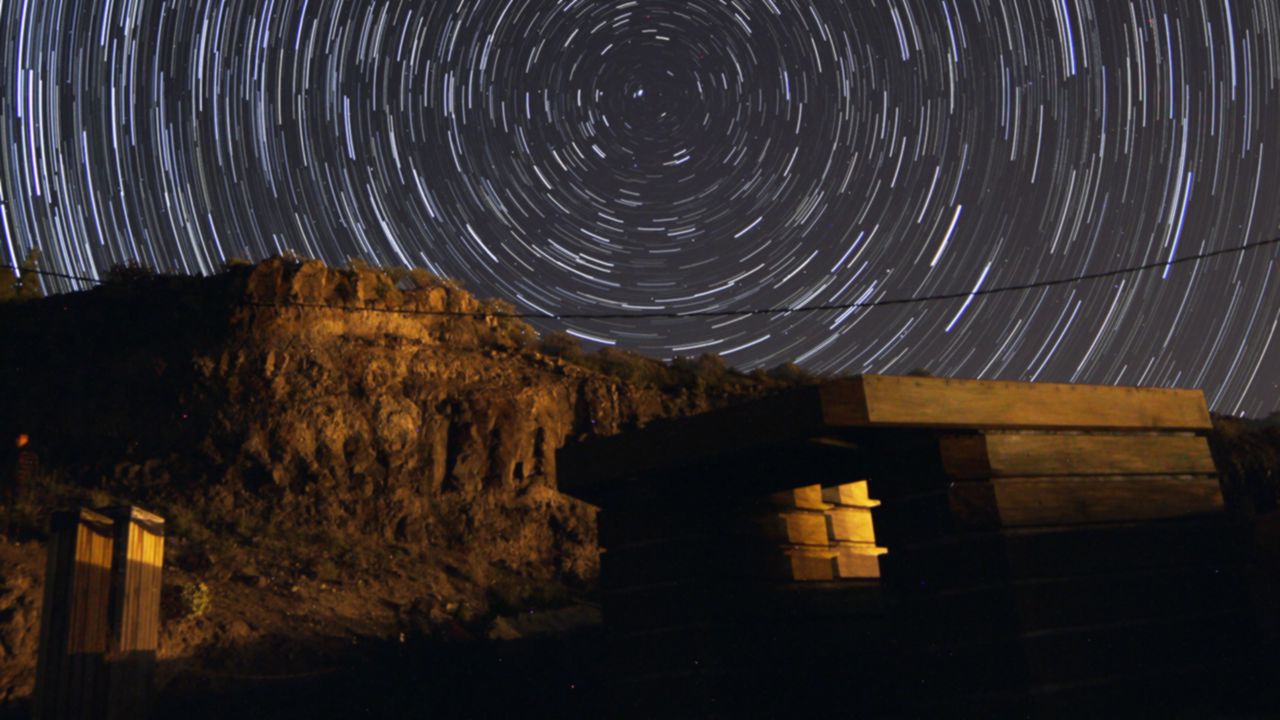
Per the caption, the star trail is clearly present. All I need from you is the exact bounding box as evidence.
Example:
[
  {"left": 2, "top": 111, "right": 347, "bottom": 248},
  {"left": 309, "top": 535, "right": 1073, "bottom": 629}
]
[{"left": 2, "top": 0, "right": 1279, "bottom": 415}]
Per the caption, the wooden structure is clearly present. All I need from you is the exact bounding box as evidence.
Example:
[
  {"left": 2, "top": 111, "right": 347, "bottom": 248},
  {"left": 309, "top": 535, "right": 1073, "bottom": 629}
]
[
  {"left": 34, "top": 507, "right": 165, "bottom": 720},
  {"left": 35, "top": 509, "right": 116, "bottom": 720},
  {"left": 102, "top": 507, "right": 165, "bottom": 720},
  {"left": 558, "top": 375, "right": 1257, "bottom": 716}
]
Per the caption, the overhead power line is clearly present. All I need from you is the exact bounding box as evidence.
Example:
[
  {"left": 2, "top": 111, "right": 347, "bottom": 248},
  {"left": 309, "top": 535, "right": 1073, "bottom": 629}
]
[{"left": 9, "top": 236, "right": 1280, "bottom": 321}]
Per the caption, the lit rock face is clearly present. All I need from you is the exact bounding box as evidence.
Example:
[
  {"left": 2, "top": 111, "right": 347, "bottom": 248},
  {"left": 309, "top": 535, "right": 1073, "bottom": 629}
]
[
  {"left": 0, "top": 258, "right": 793, "bottom": 701},
  {"left": 0, "top": 258, "right": 721, "bottom": 586}
]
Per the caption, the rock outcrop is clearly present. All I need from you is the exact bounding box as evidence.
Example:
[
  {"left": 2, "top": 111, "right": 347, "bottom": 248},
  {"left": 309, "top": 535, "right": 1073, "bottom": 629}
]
[{"left": 0, "top": 258, "right": 798, "bottom": 701}]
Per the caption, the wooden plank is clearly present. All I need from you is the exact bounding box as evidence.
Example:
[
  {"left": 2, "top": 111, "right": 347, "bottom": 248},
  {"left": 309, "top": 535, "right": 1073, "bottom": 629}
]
[
  {"left": 34, "top": 508, "right": 115, "bottom": 720},
  {"left": 910, "top": 659, "right": 1249, "bottom": 717},
  {"left": 901, "top": 611, "right": 1253, "bottom": 696},
  {"left": 878, "top": 517, "right": 1249, "bottom": 591},
  {"left": 821, "top": 480, "right": 880, "bottom": 507},
  {"left": 821, "top": 375, "right": 1213, "bottom": 431},
  {"left": 949, "top": 476, "right": 1225, "bottom": 528},
  {"left": 775, "top": 546, "right": 838, "bottom": 581},
  {"left": 825, "top": 506, "right": 877, "bottom": 542},
  {"left": 901, "top": 564, "right": 1250, "bottom": 644},
  {"left": 753, "top": 510, "right": 831, "bottom": 546},
  {"left": 101, "top": 506, "right": 165, "bottom": 720},
  {"left": 834, "top": 544, "right": 886, "bottom": 579},
  {"left": 940, "top": 433, "right": 1218, "bottom": 479},
  {"left": 768, "top": 484, "right": 831, "bottom": 510}
]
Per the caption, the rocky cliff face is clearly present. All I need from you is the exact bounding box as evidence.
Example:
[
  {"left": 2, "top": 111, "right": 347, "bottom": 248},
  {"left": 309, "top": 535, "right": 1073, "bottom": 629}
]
[{"left": 0, "top": 258, "right": 791, "bottom": 702}]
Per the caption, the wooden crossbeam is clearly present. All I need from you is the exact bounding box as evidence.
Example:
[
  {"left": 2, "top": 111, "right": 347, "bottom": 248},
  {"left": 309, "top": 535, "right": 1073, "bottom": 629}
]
[
  {"left": 948, "top": 476, "right": 1225, "bottom": 528},
  {"left": 939, "top": 433, "right": 1217, "bottom": 479},
  {"left": 821, "top": 375, "right": 1212, "bottom": 431}
]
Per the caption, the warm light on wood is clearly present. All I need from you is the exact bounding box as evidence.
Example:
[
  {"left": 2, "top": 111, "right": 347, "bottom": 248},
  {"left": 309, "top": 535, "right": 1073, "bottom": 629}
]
[
  {"left": 820, "top": 375, "right": 1213, "bottom": 431},
  {"left": 939, "top": 432, "right": 1217, "bottom": 479}
]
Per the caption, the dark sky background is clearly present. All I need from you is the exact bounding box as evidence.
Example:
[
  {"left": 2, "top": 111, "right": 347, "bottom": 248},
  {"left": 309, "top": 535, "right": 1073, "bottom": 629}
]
[{"left": 2, "top": 0, "right": 1279, "bottom": 415}]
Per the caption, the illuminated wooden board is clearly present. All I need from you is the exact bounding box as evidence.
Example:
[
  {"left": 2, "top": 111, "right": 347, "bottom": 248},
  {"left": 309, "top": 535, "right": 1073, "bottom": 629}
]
[
  {"left": 939, "top": 433, "right": 1217, "bottom": 479},
  {"left": 820, "top": 375, "right": 1212, "bottom": 431},
  {"left": 102, "top": 506, "right": 165, "bottom": 720},
  {"left": 948, "top": 476, "right": 1225, "bottom": 528},
  {"left": 35, "top": 508, "right": 115, "bottom": 720}
]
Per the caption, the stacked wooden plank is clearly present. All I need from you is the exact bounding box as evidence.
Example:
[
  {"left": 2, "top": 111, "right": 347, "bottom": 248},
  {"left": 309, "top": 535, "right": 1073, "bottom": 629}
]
[
  {"left": 848, "top": 378, "right": 1249, "bottom": 713},
  {"left": 557, "top": 375, "right": 1261, "bottom": 716},
  {"left": 755, "top": 481, "right": 886, "bottom": 582}
]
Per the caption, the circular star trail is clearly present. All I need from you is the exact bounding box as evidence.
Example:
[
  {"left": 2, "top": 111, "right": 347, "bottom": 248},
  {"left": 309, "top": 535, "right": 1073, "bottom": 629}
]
[{"left": 2, "top": 0, "right": 1279, "bottom": 414}]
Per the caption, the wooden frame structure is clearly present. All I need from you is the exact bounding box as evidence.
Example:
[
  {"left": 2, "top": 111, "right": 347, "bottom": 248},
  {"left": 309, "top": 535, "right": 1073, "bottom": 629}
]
[
  {"left": 557, "top": 375, "right": 1255, "bottom": 716},
  {"left": 34, "top": 506, "right": 165, "bottom": 720}
]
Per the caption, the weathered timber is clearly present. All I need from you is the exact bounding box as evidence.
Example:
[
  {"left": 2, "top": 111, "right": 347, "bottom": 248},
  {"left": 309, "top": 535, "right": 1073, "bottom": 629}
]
[
  {"left": 834, "top": 544, "right": 886, "bottom": 578},
  {"left": 34, "top": 508, "right": 115, "bottom": 720},
  {"left": 948, "top": 476, "right": 1225, "bottom": 528},
  {"left": 821, "top": 480, "right": 879, "bottom": 507},
  {"left": 821, "top": 375, "right": 1212, "bottom": 431},
  {"left": 901, "top": 610, "right": 1253, "bottom": 696},
  {"left": 939, "top": 432, "right": 1217, "bottom": 479},
  {"left": 101, "top": 506, "right": 164, "bottom": 720},
  {"left": 877, "top": 517, "right": 1248, "bottom": 590},
  {"left": 774, "top": 546, "right": 839, "bottom": 581},
  {"left": 567, "top": 374, "right": 1247, "bottom": 715},
  {"left": 826, "top": 506, "right": 877, "bottom": 542},
  {"left": 901, "top": 564, "right": 1250, "bottom": 643},
  {"left": 911, "top": 660, "right": 1250, "bottom": 718},
  {"left": 767, "top": 484, "right": 832, "bottom": 510},
  {"left": 557, "top": 375, "right": 1212, "bottom": 505},
  {"left": 751, "top": 510, "right": 831, "bottom": 546}
]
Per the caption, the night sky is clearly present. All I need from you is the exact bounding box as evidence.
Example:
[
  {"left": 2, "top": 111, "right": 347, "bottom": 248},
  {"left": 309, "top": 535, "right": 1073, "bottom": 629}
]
[{"left": 2, "top": 1, "right": 1279, "bottom": 415}]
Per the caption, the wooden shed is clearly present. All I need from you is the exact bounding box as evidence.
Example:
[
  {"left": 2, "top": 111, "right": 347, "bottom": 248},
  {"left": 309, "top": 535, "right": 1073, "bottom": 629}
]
[{"left": 557, "top": 375, "right": 1261, "bottom": 717}]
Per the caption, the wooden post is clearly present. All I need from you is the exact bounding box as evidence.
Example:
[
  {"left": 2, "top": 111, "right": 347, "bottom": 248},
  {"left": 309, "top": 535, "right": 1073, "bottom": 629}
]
[
  {"left": 101, "top": 506, "right": 165, "bottom": 720},
  {"left": 34, "top": 508, "right": 115, "bottom": 720}
]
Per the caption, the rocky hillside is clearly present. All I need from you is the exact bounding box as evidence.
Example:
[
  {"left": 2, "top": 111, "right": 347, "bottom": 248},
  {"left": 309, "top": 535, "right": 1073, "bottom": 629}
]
[{"left": 0, "top": 258, "right": 811, "bottom": 711}]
